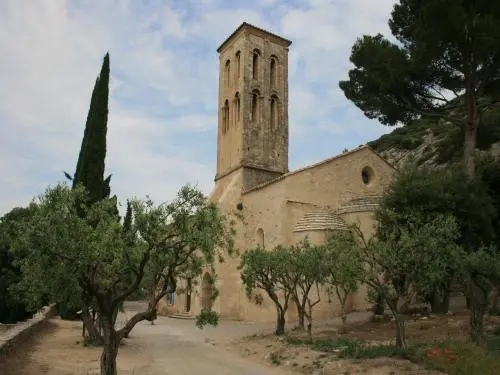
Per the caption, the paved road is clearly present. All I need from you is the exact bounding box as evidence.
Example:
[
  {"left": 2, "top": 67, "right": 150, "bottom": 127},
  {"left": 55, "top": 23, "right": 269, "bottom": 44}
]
[{"left": 120, "top": 302, "right": 293, "bottom": 375}]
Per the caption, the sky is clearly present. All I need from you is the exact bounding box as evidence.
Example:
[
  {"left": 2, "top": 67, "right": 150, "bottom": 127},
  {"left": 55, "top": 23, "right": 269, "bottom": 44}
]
[{"left": 0, "top": 0, "right": 397, "bottom": 216}]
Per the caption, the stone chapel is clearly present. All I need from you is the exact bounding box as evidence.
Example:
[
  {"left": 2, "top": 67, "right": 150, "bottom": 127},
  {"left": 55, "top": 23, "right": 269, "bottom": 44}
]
[{"left": 161, "top": 23, "right": 396, "bottom": 323}]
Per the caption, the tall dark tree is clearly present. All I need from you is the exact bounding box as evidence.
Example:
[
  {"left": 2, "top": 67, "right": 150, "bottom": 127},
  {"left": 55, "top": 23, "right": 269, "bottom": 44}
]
[
  {"left": 376, "top": 162, "right": 500, "bottom": 343},
  {"left": 376, "top": 164, "right": 496, "bottom": 313},
  {"left": 71, "top": 52, "right": 113, "bottom": 203},
  {"left": 122, "top": 200, "right": 133, "bottom": 233},
  {"left": 0, "top": 207, "right": 37, "bottom": 323},
  {"left": 61, "top": 52, "right": 116, "bottom": 322},
  {"left": 340, "top": 0, "right": 500, "bottom": 177}
]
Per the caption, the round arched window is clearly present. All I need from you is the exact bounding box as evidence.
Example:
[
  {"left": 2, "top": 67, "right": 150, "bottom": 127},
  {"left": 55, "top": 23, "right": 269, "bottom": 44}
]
[
  {"left": 361, "top": 166, "right": 375, "bottom": 185},
  {"left": 256, "top": 228, "right": 265, "bottom": 248}
]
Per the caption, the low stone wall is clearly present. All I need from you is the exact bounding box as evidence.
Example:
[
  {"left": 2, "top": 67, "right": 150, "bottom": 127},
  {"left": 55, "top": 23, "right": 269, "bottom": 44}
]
[
  {"left": 0, "top": 304, "right": 55, "bottom": 358},
  {"left": 158, "top": 302, "right": 179, "bottom": 316}
]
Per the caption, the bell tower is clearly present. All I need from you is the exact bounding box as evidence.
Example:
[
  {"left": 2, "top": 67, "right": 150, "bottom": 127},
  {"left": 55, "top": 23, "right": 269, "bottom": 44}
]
[{"left": 215, "top": 23, "right": 291, "bottom": 191}]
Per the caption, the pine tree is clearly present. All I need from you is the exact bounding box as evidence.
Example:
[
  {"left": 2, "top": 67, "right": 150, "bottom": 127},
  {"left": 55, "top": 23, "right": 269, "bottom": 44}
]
[{"left": 339, "top": 0, "right": 500, "bottom": 177}]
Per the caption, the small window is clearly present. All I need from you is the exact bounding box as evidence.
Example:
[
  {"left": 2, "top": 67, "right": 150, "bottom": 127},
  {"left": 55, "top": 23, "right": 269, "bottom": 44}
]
[
  {"left": 361, "top": 166, "right": 374, "bottom": 185},
  {"left": 252, "top": 49, "right": 260, "bottom": 80},
  {"left": 270, "top": 56, "right": 277, "bottom": 86},
  {"left": 235, "top": 51, "right": 241, "bottom": 79},
  {"left": 223, "top": 100, "right": 229, "bottom": 132},
  {"left": 251, "top": 90, "right": 259, "bottom": 122},
  {"left": 225, "top": 59, "right": 231, "bottom": 87},
  {"left": 235, "top": 92, "right": 241, "bottom": 123},
  {"left": 270, "top": 95, "right": 278, "bottom": 130},
  {"left": 256, "top": 228, "right": 265, "bottom": 248}
]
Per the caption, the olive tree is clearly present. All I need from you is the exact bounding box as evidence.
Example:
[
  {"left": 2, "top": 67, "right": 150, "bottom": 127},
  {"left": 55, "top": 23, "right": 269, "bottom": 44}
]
[
  {"left": 352, "top": 214, "right": 464, "bottom": 349},
  {"left": 464, "top": 245, "right": 500, "bottom": 343},
  {"left": 239, "top": 246, "right": 293, "bottom": 335},
  {"left": 13, "top": 183, "right": 235, "bottom": 375},
  {"left": 287, "top": 239, "right": 327, "bottom": 340},
  {"left": 324, "top": 230, "right": 364, "bottom": 334}
]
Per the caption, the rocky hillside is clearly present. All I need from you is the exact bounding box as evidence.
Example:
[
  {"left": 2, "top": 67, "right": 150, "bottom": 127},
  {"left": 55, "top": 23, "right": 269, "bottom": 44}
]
[{"left": 368, "top": 104, "right": 500, "bottom": 169}]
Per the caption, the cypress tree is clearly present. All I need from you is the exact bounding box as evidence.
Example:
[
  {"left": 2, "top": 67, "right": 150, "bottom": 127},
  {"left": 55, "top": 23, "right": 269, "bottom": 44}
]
[
  {"left": 122, "top": 200, "right": 133, "bottom": 233},
  {"left": 73, "top": 52, "right": 112, "bottom": 203},
  {"left": 60, "top": 53, "right": 115, "bottom": 321}
]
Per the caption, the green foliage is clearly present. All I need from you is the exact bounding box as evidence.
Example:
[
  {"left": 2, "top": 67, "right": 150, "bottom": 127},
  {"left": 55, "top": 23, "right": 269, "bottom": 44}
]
[
  {"left": 311, "top": 337, "right": 362, "bottom": 352},
  {"left": 12, "top": 184, "right": 233, "bottom": 319},
  {"left": 287, "top": 239, "right": 328, "bottom": 334},
  {"left": 340, "top": 1, "right": 500, "bottom": 126},
  {"left": 370, "top": 214, "right": 463, "bottom": 302},
  {"left": 477, "top": 154, "right": 500, "bottom": 241},
  {"left": 289, "top": 336, "right": 419, "bottom": 360},
  {"left": 377, "top": 162, "right": 500, "bottom": 342},
  {"left": 270, "top": 352, "right": 282, "bottom": 365},
  {"left": 286, "top": 337, "right": 305, "bottom": 346},
  {"left": 136, "top": 184, "right": 236, "bottom": 310},
  {"left": 0, "top": 207, "right": 38, "bottom": 323},
  {"left": 63, "top": 53, "right": 116, "bottom": 320},
  {"left": 324, "top": 230, "right": 364, "bottom": 316},
  {"left": 342, "top": 0, "right": 500, "bottom": 175},
  {"left": 367, "top": 288, "right": 385, "bottom": 315},
  {"left": 377, "top": 164, "right": 497, "bottom": 252},
  {"left": 11, "top": 183, "right": 236, "bottom": 375},
  {"left": 240, "top": 246, "right": 285, "bottom": 300},
  {"left": 122, "top": 200, "right": 133, "bottom": 233},
  {"left": 195, "top": 309, "right": 219, "bottom": 329},
  {"left": 11, "top": 185, "right": 129, "bottom": 313},
  {"left": 290, "top": 336, "right": 500, "bottom": 375},
  {"left": 347, "top": 212, "right": 464, "bottom": 348},
  {"left": 0, "top": 247, "right": 32, "bottom": 323},
  {"left": 423, "top": 340, "right": 500, "bottom": 375},
  {"left": 72, "top": 53, "right": 113, "bottom": 205},
  {"left": 239, "top": 245, "right": 293, "bottom": 335},
  {"left": 240, "top": 239, "right": 328, "bottom": 336}
]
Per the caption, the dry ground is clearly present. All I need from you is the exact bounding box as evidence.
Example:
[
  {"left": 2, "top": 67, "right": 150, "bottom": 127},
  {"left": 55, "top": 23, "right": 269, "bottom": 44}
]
[
  {"left": 2, "top": 304, "right": 498, "bottom": 375},
  {"left": 231, "top": 312, "right": 500, "bottom": 375},
  {"left": 0, "top": 302, "right": 292, "bottom": 375},
  {"left": 0, "top": 318, "right": 155, "bottom": 375},
  {"left": 0, "top": 325, "right": 14, "bottom": 334}
]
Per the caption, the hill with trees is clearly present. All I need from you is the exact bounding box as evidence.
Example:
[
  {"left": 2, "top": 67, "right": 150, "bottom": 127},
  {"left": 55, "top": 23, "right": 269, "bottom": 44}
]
[{"left": 367, "top": 97, "right": 500, "bottom": 169}]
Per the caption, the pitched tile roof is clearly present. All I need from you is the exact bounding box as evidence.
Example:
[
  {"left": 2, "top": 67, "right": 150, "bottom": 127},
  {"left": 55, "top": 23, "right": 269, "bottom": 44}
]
[{"left": 293, "top": 211, "right": 347, "bottom": 232}]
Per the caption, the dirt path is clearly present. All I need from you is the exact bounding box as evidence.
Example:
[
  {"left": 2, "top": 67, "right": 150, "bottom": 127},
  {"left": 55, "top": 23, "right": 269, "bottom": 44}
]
[
  {"left": 0, "top": 302, "right": 293, "bottom": 375},
  {"left": 0, "top": 319, "right": 155, "bottom": 375}
]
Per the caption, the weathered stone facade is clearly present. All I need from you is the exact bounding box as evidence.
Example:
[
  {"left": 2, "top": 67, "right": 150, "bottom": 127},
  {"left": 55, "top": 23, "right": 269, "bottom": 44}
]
[
  {"left": 162, "top": 23, "right": 396, "bottom": 323},
  {"left": 216, "top": 23, "right": 290, "bottom": 191}
]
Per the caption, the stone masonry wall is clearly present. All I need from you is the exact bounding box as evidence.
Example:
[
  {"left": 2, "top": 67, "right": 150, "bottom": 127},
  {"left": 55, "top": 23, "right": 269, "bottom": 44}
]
[{"left": 0, "top": 304, "right": 55, "bottom": 359}]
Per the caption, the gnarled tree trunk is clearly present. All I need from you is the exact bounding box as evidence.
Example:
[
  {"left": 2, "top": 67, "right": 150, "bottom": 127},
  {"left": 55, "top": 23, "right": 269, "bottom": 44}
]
[
  {"left": 100, "top": 318, "right": 119, "bottom": 375},
  {"left": 81, "top": 307, "right": 103, "bottom": 345},
  {"left": 276, "top": 307, "right": 286, "bottom": 336},
  {"left": 469, "top": 279, "right": 489, "bottom": 344},
  {"left": 428, "top": 285, "right": 450, "bottom": 314},
  {"left": 294, "top": 297, "right": 306, "bottom": 330},
  {"left": 394, "top": 314, "right": 407, "bottom": 349}
]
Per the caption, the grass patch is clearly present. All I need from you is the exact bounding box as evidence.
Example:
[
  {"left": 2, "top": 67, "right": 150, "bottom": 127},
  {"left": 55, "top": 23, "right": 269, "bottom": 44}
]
[
  {"left": 311, "top": 337, "right": 363, "bottom": 353},
  {"left": 286, "top": 335, "right": 500, "bottom": 375},
  {"left": 286, "top": 337, "right": 306, "bottom": 346},
  {"left": 270, "top": 352, "right": 282, "bottom": 365},
  {"left": 423, "top": 340, "right": 500, "bottom": 375},
  {"left": 309, "top": 337, "right": 425, "bottom": 360}
]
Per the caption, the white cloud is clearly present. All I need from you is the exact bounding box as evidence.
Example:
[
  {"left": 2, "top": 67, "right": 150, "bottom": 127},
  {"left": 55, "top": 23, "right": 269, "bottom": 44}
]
[{"left": 0, "top": 0, "right": 398, "bottom": 215}]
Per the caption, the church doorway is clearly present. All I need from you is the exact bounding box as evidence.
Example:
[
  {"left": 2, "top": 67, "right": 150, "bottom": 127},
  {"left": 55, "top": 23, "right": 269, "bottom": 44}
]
[
  {"left": 201, "top": 273, "right": 214, "bottom": 311},
  {"left": 185, "top": 278, "right": 192, "bottom": 313}
]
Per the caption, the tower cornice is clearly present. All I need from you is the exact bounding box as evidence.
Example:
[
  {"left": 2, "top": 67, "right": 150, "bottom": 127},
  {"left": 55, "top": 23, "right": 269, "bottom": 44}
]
[{"left": 217, "top": 22, "right": 292, "bottom": 54}]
